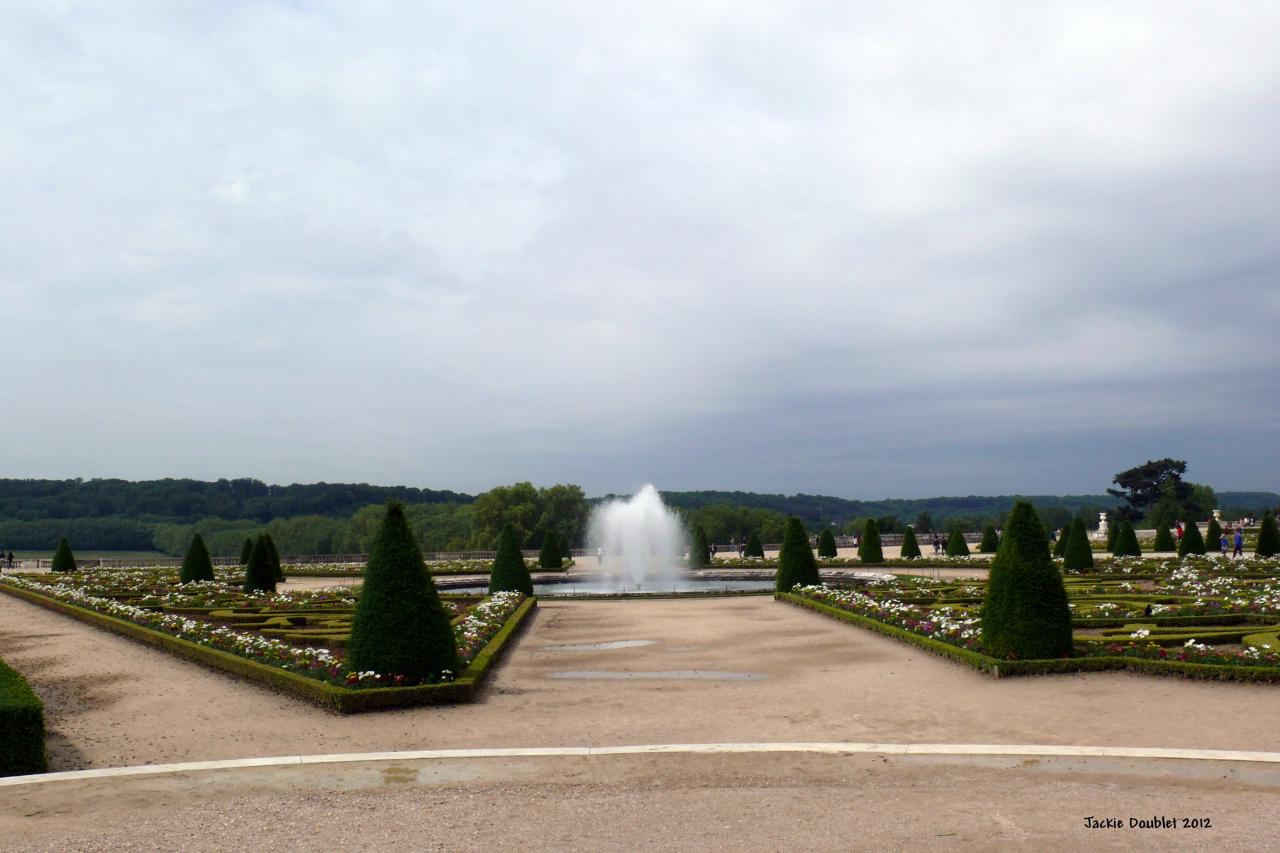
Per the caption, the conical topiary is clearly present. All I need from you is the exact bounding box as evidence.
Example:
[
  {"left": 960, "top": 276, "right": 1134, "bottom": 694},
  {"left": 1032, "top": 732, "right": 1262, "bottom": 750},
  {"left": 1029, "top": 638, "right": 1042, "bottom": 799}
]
[
  {"left": 900, "top": 527, "right": 922, "bottom": 558},
  {"left": 1062, "top": 517, "right": 1094, "bottom": 571},
  {"left": 1256, "top": 512, "right": 1280, "bottom": 558},
  {"left": 348, "top": 502, "right": 460, "bottom": 682},
  {"left": 538, "top": 531, "right": 562, "bottom": 569},
  {"left": 1178, "top": 520, "right": 1206, "bottom": 557},
  {"left": 776, "top": 517, "right": 820, "bottom": 591},
  {"left": 979, "top": 525, "right": 999, "bottom": 553},
  {"left": 263, "top": 533, "right": 284, "bottom": 581},
  {"left": 858, "top": 519, "right": 884, "bottom": 563},
  {"left": 1205, "top": 518, "right": 1223, "bottom": 553},
  {"left": 490, "top": 524, "right": 533, "bottom": 596},
  {"left": 980, "top": 501, "right": 1073, "bottom": 660},
  {"left": 1105, "top": 520, "right": 1118, "bottom": 552},
  {"left": 239, "top": 537, "right": 253, "bottom": 565},
  {"left": 1113, "top": 520, "right": 1142, "bottom": 557},
  {"left": 689, "top": 526, "right": 711, "bottom": 568},
  {"left": 1153, "top": 524, "right": 1176, "bottom": 552},
  {"left": 180, "top": 533, "right": 215, "bottom": 584},
  {"left": 945, "top": 528, "right": 969, "bottom": 557},
  {"left": 51, "top": 538, "right": 77, "bottom": 573},
  {"left": 817, "top": 528, "right": 837, "bottom": 559},
  {"left": 1053, "top": 527, "right": 1070, "bottom": 557},
  {"left": 745, "top": 532, "right": 764, "bottom": 558},
  {"left": 243, "top": 535, "right": 278, "bottom": 593}
]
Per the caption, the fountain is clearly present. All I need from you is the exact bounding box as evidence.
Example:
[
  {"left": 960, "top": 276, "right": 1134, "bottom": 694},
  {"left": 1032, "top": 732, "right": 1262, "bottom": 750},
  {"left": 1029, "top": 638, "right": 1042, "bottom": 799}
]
[{"left": 587, "top": 484, "right": 687, "bottom": 590}]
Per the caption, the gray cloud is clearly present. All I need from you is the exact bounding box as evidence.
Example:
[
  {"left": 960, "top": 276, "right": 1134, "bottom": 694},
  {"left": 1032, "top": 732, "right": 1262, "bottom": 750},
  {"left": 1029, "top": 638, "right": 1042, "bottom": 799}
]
[{"left": 1, "top": 2, "right": 1277, "bottom": 497}]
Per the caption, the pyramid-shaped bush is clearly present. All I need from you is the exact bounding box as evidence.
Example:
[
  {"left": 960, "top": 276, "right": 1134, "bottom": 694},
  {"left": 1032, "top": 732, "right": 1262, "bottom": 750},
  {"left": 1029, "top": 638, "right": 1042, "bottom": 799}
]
[
  {"left": 263, "top": 533, "right": 284, "bottom": 581},
  {"left": 1178, "top": 520, "right": 1206, "bottom": 557},
  {"left": 979, "top": 525, "right": 999, "bottom": 553},
  {"left": 490, "top": 524, "right": 533, "bottom": 596},
  {"left": 858, "top": 519, "right": 883, "bottom": 563},
  {"left": 1062, "top": 517, "right": 1094, "bottom": 571},
  {"left": 1105, "top": 521, "right": 1118, "bottom": 553},
  {"left": 1053, "top": 527, "right": 1070, "bottom": 557},
  {"left": 817, "top": 528, "right": 837, "bottom": 559},
  {"left": 745, "top": 532, "right": 764, "bottom": 558},
  {"left": 1153, "top": 524, "right": 1176, "bottom": 552},
  {"left": 945, "top": 528, "right": 969, "bottom": 557},
  {"left": 900, "top": 527, "right": 922, "bottom": 558},
  {"left": 1112, "top": 520, "right": 1142, "bottom": 557},
  {"left": 1256, "top": 512, "right": 1280, "bottom": 558},
  {"left": 348, "top": 502, "right": 460, "bottom": 682},
  {"left": 776, "top": 517, "right": 819, "bottom": 591},
  {"left": 243, "top": 535, "right": 278, "bottom": 593},
  {"left": 179, "top": 533, "right": 215, "bottom": 584},
  {"left": 538, "top": 531, "right": 562, "bottom": 569},
  {"left": 689, "top": 525, "right": 710, "bottom": 568},
  {"left": 980, "top": 501, "right": 1073, "bottom": 660},
  {"left": 239, "top": 537, "right": 253, "bottom": 565},
  {"left": 51, "top": 538, "right": 76, "bottom": 573},
  {"left": 1204, "top": 518, "right": 1223, "bottom": 552}
]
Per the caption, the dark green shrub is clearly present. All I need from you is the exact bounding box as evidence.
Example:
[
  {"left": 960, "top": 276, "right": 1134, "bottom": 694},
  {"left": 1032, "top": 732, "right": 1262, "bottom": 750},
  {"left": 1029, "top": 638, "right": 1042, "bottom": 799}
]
[
  {"left": 1257, "top": 512, "right": 1280, "bottom": 558},
  {"left": 945, "top": 528, "right": 969, "bottom": 557},
  {"left": 1153, "top": 524, "right": 1176, "bottom": 552},
  {"left": 179, "top": 533, "right": 215, "bottom": 584},
  {"left": 1113, "top": 521, "right": 1142, "bottom": 557},
  {"left": 348, "top": 502, "right": 460, "bottom": 682},
  {"left": 979, "top": 525, "right": 999, "bottom": 553},
  {"left": 239, "top": 537, "right": 253, "bottom": 565},
  {"left": 817, "top": 528, "right": 837, "bottom": 559},
  {"left": 1204, "top": 518, "right": 1223, "bottom": 552},
  {"left": 689, "top": 526, "right": 710, "bottom": 568},
  {"left": 1053, "top": 528, "right": 1070, "bottom": 558},
  {"left": 490, "top": 524, "right": 534, "bottom": 595},
  {"left": 538, "top": 531, "right": 562, "bottom": 569},
  {"left": 1178, "top": 520, "right": 1206, "bottom": 557},
  {"left": 263, "top": 533, "right": 284, "bottom": 581},
  {"left": 0, "top": 660, "right": 47, "bottom": 776},
  {"left": 1105, "top": 521, "right": 1118, "bottom": 552},
  {"left": 1062, "top": 517, "right": 1094, "bottom": 571},
  {"left": 980, "top": 500, "right": 1073, "bottom": 660},
  {"left": 745, "top": 532, "right": 765, "bottom": 558},
  {"left": 51, "top": 538, "right": 76, "bottom": 573},
  {"left": 775, "top": 517, "right": 819, "bottom": 591},
  {"left": 243, "top": 535, "right": 278, "bottom": 593},
  {"left": 858, "top": 519, "right": 883, "bottom": 563},
  {"left": 900, "top": 528, "right": 922, "bottom": 558}
]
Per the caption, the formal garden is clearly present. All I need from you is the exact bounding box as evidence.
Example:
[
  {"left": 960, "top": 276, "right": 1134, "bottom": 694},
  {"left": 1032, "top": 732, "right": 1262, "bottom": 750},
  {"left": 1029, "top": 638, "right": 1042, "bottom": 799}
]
[
  {"left": 775, "top": 504, "right": 1280, "bottom": 681},
  {"left": 0, "top": 506, "right": 536, "bottom": 719}
]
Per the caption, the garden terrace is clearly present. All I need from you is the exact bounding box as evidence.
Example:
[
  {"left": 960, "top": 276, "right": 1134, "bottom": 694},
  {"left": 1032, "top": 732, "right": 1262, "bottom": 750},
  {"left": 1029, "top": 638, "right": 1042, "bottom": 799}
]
[
  {"left": 782, "top": 555, "right": 1280, "bottom": 681},
  {"left": 0, "top": 567, "right": 533, "bottom": 712}
]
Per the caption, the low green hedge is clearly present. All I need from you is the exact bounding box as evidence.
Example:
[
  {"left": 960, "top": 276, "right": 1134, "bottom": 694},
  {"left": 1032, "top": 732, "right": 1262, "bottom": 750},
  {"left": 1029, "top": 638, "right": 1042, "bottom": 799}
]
[
  {"left": 777, "top": 592, "right": 1280, "bottom": 683},
  {"left": 0, "top": 659, "right": 47, "bottom": 776},
  {"left": 0, "top": 583, "right": 536, "bottom": 714}
]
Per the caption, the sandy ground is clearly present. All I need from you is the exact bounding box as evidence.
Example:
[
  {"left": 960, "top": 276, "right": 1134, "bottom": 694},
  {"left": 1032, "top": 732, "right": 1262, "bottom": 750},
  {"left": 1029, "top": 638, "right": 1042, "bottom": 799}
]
[{"left": 4, "top": 591, "right": 1280, "bottom": 849}]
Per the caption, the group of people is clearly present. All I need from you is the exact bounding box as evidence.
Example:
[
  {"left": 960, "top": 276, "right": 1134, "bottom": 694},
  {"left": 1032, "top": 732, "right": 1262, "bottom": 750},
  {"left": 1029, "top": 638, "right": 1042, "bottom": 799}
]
[
  {"left": 1173, "top": 521, "right": 1245, "bottom": 557},
  {"left": 0, "top": 550, "right": 16, "bottom": 572}
]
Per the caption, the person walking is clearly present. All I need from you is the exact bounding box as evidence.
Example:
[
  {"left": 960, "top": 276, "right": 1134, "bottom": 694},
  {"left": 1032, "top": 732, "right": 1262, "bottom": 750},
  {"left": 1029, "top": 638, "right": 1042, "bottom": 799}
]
[
  {"left": 1219, "top": 532, "right": 1229, "bottom": 555},
  {"left": 1233, "top": 528, "right": 1245, "bottom": 558}
]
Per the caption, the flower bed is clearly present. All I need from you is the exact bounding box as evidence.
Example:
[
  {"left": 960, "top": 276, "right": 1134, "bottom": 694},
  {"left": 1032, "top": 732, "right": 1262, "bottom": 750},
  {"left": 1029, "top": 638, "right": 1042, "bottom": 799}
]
[
  {"left": 781, "top": 562, "right": 1280, "bottom": 682},
  {"left": 0, "top": 571, "right": 535, "bottom": 711}
]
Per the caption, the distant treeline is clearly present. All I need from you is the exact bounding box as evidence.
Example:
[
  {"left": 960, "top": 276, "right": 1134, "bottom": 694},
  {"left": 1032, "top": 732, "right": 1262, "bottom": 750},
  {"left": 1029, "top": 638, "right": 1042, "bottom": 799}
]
[
  {"left": 1, "top": 478, "right": 1275, "bottom": 555},
  {"left": 0, "top": 478, "right": 469, "bottom": 523}
]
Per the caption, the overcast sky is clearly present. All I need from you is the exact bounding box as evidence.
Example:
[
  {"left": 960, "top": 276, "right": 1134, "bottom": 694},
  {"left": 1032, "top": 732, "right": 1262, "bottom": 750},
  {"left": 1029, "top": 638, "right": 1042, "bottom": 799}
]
[{"left": 2, "top": 2, "right": 1277, "bottom": 499}]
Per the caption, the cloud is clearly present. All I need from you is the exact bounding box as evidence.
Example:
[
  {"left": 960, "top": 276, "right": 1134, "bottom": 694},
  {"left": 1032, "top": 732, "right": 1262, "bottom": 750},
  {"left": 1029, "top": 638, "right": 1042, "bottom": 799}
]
[{"left": 0, "top": 2, "right": 1277, "bottom": 496}]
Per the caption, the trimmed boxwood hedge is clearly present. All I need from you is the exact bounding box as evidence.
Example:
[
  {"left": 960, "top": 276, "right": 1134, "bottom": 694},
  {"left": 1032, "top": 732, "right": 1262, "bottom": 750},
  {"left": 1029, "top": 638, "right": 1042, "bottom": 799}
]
[
  {"left": 0, "top": 659, "right": 47, "bottom": 776},
  {"left": 0, "top": 583, "right": 536, "bottom": 713},
  {"left": 777, "top": 592, "right": 1280, "bottom": 683}
]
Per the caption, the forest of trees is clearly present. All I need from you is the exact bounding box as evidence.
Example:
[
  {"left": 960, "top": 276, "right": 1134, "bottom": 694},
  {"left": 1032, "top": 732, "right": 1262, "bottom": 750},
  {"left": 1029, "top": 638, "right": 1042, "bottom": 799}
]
[{"left": 1, "top": 477, "right": 1275, "bottom": 556}]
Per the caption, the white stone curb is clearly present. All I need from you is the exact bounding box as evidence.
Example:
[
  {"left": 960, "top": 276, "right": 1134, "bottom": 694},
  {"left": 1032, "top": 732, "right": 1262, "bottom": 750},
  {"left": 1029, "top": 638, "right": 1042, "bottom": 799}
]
[{"left": 4, "top": 742, "right": 1280, "bottom": 788}]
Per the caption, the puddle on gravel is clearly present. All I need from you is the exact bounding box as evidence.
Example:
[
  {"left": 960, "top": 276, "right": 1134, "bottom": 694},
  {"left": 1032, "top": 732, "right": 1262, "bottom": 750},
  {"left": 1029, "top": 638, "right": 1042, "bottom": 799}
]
[
  {"left": 547, "top": 670, "right": 766, "bottom": 681},
  {"left": 540, "top": 640, "right": 657, "bottom": 652}
]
